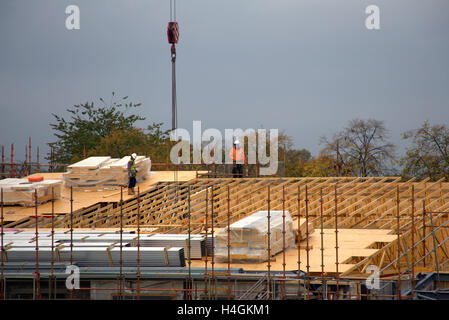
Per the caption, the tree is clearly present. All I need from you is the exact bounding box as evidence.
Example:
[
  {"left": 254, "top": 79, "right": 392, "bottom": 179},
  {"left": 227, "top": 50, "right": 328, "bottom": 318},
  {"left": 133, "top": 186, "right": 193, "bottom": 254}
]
[
  {"left": 319, "top": 132, "right": 350, "bottom": 176},
  {"left": 274, "top": 132, "right": 312, "bottom": 177},
  {"left": 88, "top": 128, "right": 149, "bottom": 159},
  {"left": 401, "top": 121, "right": 449, "bottom": 181},
  {"left": 287, "top": 149, "right": 312, "bottom": 164},
  {"left": 320, "top": 119, "right": 396, "bottom": 176},
  {"left": 285, "top": 148, "right": 311, "bottom": 177},
  {"left": 303, "top": 156, "right": 338, "bottom": 177},
  {"left": 144, "top": 122, "right": 174, "bottom": 164},
  {"left": 89, "top": 123, "right": 173, "bottom": 163},
  {"left": 48, "top": 93, "right": 144, "bottom": 164}
]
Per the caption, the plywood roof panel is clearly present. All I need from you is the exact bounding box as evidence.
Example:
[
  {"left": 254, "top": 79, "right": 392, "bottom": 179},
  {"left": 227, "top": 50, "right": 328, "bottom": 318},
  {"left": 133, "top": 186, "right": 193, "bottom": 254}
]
[
  {"left": 1, "top": 171, "right": 202, "bottom": 222},
  {"left": 191, "top": 228, "right": 395, "bottom": 274}
]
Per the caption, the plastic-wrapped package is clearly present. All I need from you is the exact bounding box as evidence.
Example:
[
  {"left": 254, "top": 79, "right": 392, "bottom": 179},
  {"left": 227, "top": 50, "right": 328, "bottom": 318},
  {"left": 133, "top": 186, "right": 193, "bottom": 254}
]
[
  {"left": 215, "top": 210, "right": 295, "bottom": 263},
  {"left": 0, "top": 178, "right": 62, "bottom": 206},
  {"left": 62, "top": 156, "right": 151, "bottom": 191}
]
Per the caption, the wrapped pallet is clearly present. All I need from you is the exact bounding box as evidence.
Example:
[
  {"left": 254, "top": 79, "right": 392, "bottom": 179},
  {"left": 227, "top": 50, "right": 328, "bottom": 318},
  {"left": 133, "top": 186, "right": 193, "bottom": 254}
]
[
  {"left": 215, "top": 210, "right": 295, "bottom": 263},
  {"left": 63, "top": 155, "right": 151, "bottom": 191},
  {"left": 0, "top": 178, "right": 62, "bottom": 207}
]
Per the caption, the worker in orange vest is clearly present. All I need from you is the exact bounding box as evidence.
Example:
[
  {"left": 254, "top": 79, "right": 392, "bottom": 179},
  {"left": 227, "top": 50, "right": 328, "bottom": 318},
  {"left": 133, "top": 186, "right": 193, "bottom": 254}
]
[{"left": 228, "top": 139, "right": 246, "bottom": 178}]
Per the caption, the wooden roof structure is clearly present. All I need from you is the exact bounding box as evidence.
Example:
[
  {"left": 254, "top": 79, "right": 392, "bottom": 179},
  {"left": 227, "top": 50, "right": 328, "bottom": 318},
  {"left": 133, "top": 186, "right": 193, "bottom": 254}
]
[
  {"left": 1, "top": 171, "right": 201, "bottom": 224},
  {"left": 2, "top": 175, "right": 449, "bottom": 277}
]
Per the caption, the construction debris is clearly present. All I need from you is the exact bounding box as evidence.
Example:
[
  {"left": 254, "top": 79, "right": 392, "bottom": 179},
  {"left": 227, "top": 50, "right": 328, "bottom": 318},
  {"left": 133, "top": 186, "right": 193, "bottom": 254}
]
[
  {"left": 62, "top": 156, "right": 151, "bottom": 191},
  {"left": 0, "top": 178, "right": 61, "bottom": 206}
]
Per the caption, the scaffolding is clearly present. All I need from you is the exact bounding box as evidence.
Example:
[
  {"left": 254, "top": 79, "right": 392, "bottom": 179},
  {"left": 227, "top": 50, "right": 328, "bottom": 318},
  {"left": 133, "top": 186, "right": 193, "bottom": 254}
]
[{"left": 1, "top": 176, "right": 449, "bottom": 300}]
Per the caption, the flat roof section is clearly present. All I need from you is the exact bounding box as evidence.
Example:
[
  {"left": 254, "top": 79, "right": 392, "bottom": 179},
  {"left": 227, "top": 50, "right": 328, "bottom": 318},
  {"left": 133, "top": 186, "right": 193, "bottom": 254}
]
[{"left": 191, "top": 228, "right": 396, "bottom": 274}]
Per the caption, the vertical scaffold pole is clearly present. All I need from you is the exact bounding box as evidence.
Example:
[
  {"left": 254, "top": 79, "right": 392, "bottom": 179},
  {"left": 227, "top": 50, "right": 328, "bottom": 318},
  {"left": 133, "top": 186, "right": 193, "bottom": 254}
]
[
  {"left": 320, "top": 188, "right": 325, "bottom": 300},
  {"left": 422, "top": 198, "right": 427, "bottom": 268},
  {"left": 211, "top": 186, "right": 215, "bottom": 299},
  {"left": 188, "top": 185, "right": 192, "bottom": 300},
  {"left": 227, "top": 186, "right": 231, "bottom": 300},
  {"left": 29, "top": 137, "right": 31, "bottom": 175},
  {"left": 396, "top": 185, "right": 401, "bottom": 300},
  {"left": 267, "top": 185, "right": 271, "bottom": 300},
  {"left": 305, "top": 184, "right": 310, "bottom": 300},
  {"left": 34, "top": 189, "right": 40, "bottom": 300},
  {"left": 10, "top": 144, "right": 14, "bottom": 178},
  {"left": 282, "top": 185, "right": 286, "bottom": 299},
  {"left": 1, "top": 189, "right": 4, "bottom": 300},
  {"left": 334, "top": 183, "right": 339, "bottom": 299},
  {"left": 427, "top": 201, "right": 441, "bottom": 293},
  {"left": 204, "top": 188, "right": 209, "bottom": 297},
  {"left": 410, "top": 185, "right": 415, "bottom": 297},
  {"left": 70, "top": 186, "right": 73, "bottom": 299},
  {"left": 25, "top": 145, "right": 28, "bottom": 176},
  {"left": 50, "top": 187, "right": 55, "bottom": 299},
  {"left": 137, "top": 187, "right": 141, "bottom": 300},
  {"left": 119, "top": 186, "right": 123, "bottom": 300},
  {"left": 37, "top": 147, "right": 40, "bottom": 172},
  {"left": 1, "top": 146, "right": 4, "bottom": 178},
  {"left": 297, "top": 185, "right": 301, "bottom": 300},
  {"left": 50, "top": 147, "right": 53, "bottom": 172}
]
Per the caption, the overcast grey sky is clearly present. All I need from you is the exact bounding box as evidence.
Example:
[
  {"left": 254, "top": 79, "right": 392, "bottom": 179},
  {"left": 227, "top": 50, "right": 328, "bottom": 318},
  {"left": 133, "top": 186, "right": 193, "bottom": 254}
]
[{"left": 1, "top": 0, "right": 448, "bottom": 161}]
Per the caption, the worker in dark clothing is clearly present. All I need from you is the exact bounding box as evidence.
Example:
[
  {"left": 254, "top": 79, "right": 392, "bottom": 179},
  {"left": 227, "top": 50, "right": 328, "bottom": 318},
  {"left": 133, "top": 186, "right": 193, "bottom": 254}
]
[
  {"left": 127, "top": 153, "right": 137, "bottom": 195},
  {"left": 228, "top": 140, "right": 246, "bottom": 178}
]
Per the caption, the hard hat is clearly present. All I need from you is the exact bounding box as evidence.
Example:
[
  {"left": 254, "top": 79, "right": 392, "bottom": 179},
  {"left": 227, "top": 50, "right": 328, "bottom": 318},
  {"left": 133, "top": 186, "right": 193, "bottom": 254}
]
[
  {"left": 131, "top": 153, "right": 137, "bottom": 159},
  {"left": 234, "top": 139, "right": 240, "bottom": 145}
]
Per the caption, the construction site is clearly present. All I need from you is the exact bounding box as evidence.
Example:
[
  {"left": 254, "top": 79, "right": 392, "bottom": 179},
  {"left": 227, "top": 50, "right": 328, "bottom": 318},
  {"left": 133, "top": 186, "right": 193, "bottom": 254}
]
[
  {"left": 0, "top": 152, "right": 449, "bottom": 300},
  {"left": 2, "top": 1, "right": 449, "bottom": 304}
]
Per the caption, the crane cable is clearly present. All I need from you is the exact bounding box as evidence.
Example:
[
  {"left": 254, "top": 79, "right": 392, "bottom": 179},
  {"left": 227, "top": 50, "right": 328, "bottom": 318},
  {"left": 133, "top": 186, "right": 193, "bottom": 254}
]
[
  {"left": 170, "top": 0, "right": 176, "bottom": 22},
  {"left": 169, "top": 0, "right": 178, "bottom": 131},
  {"left": 168, "top": 0, "right": 179, "bottom": 184}
]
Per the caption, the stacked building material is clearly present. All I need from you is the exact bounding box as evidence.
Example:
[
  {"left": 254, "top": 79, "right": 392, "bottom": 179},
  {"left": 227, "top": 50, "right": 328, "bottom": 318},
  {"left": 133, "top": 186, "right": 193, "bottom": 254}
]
[
  {"left": 5, "top": 248, "right": 57, "bottom": 264},
  {"left": 62, "top": 156, "right": 151, "bottom": 191},
  {"left": 6, "top": 246, "right": 186, "bottom": 267},
  {"left": 56, "top": 247, "right": 185, "bottom": 267},
  {"left": 1, "top": 230, "right": 185, "bottom": 267},
  {"left": 55, "top": 233, "right": 139, "bottom": 243},
  {"left": 0, "top": 178, "right": 62, "bottom": 206},
  {"left": 141, "top": 234, "right": 205, "bottom": 259},
  {"left": 215, "top": 210, "right": 295, "bottom": 263},
  {"left": 108, "top": 247, "right": 185, "bottom": 267},
  {"left": 205, "top": 234, "right": 215, "bottom": 256}
]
